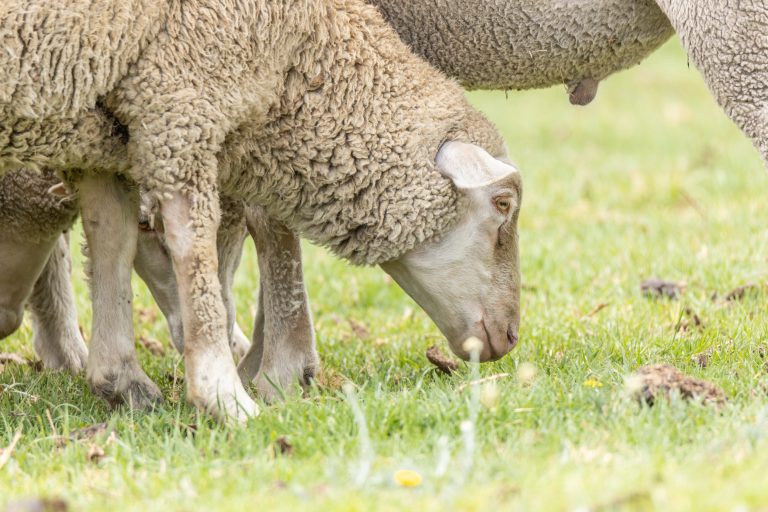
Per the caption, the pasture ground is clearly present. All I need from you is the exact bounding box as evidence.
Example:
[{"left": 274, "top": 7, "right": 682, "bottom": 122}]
[{"left": 2, "top": 40, "right": 768, "bottom": 511}]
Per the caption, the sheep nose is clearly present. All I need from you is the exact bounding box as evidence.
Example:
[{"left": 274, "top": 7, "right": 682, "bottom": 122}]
[{"left": 507, "top": 325, "right": 519, "bottom": 349}]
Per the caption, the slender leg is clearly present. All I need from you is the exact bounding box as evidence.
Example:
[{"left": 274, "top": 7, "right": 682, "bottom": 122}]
[
  {"left": 80, "top": 172, "right": 162, "bottom": 409},
  {"left": 134, "top": 195, "right": 250, "bottom": 360},
  {"left": 160, "top": 187, "right": 257, "bottom": 422},
  {"left": 238, "top": 206, "right": 318, "bottom": 402},
  {"left": 217, "top": 198, "right": 250, "bottom": 360},
  {"left": 29, "top": 233, "right": 88, "bottom": 372},
  {"left": 238, "top": 278, "right": 266, "bottom": 383},
  {"left": 134, "top": 225, "right": 186, "bottom": 354}
]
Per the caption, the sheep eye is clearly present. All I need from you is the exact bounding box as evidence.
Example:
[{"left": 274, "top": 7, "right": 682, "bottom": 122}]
[
  {"left": 138, "top": 219, "right": 152, "bottom": 231},
  {"left": 493, "top": 196, "right": 512, "bottom": 215}
]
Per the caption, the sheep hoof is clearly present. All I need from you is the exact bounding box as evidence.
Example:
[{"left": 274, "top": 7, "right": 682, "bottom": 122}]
[
  {"left": 88, "top": 363, "right": 164, "bottom": 411},
  {"left": 229, "top": 323, "right": 251, "bottom": 361},
  {"left": 187, "top": 372, "right": 259, "bottom": 424},
  {"left": 34, "top": 332, "right": 88, "bottom": 374},
  {"left": 254, "top": 357, "right": 320, "bottom": 403}
]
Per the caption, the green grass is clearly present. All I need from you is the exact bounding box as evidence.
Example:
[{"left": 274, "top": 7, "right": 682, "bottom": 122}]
[{"left": 3, "top": 40, "right": 768, "bottom": 511}]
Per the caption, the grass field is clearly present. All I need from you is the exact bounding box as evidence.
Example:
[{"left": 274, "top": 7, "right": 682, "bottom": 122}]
[{"left": 3, "top": 40, "right": 768, "bottom": 511}]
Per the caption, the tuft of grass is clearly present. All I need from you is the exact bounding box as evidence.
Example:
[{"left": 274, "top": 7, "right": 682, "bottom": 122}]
[{"left": 2, "top": 40, "right": 768, "bottom": 510}]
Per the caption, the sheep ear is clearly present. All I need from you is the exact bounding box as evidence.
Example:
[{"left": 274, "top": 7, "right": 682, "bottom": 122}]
[{"left": 436, "top": 141, "right": 519, "bottom": 189}]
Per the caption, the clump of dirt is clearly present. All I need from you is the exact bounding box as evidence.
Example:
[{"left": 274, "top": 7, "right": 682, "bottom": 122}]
[
  {"left": 139, "top": 335, "right": 166, "bottom": 357},
  {"left": 628, "top": 364, "right": 726, "bottom": 407},
  {"left": 426, "top": 345, "right": 459, "bottom": 375},
  {"left": 274, "top": 436, "right": 293, "bottom": 456},
  {"left": 691, "top": 348, "right": 713, "bottom": 368},
  {"left": 678, "top": 307, "right": 704, "bottom": 334},
  {"left": 313, "top": 368, "right": 346, "bottom": 392},
  {"left": 0, "top": 353, "right": 43, "bottom": 373},
  {"left": 723, "top": 282, "right": 763, "bottom": 302},
  {"left": 641, "top": 279, "right": 686, "bottom": 299}
]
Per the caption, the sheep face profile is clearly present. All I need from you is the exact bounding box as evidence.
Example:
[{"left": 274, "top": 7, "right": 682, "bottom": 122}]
[{"left": 381, "top": 142, "right": 521, "bottom": 362}]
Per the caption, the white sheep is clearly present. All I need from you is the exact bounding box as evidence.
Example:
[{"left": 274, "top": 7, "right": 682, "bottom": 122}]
[{"left": 62, "top": 0, "right": 520, "bottom": 421}]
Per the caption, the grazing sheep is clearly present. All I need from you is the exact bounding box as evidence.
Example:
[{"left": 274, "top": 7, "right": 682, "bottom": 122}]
[
  {"left": 2, "top": 0, "right": 520, "bottom": 420},
  {"left": 68, "top": 0, "right": 517, "bottom": 420},
  {"left": 367, "top": 0, "right": 674, "bottom": 103}
]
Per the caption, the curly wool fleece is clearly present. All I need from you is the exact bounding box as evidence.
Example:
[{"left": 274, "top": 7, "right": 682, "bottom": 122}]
[
  {"left": 0, "top": 0, "right": 167, "bottom": 172},
  {"left": 368, "top": 0, "right": 674, "bottom": 91},
  {"left": 215, "top": 0, "right": 506, "bottom": 265},
  {"left": 0, "top": 168, "right": 78, "bottom": 244},
  {"left": 653, "top": 0, "right": 768, "bottom": 164}
]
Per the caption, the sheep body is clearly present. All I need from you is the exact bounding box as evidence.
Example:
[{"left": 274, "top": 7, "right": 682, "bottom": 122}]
[{"left": 367, "top": 0, "right": 674, "bottom": 92}]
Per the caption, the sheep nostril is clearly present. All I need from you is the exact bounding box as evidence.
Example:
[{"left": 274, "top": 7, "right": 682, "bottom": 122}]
[{"left": 507, "top": 325, "right": 519, "bottom": 349}]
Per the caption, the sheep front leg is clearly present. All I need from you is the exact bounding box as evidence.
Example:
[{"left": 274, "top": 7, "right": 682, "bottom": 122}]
[
  {"left": 238, "top": 207, "right": 317, "bottom": 402},
  {"left": 80, "top": 173, "right": 163, "bottom": 409},
  {"left": 160, "top": 189, "right": 258, "bottom": 422},
  {"left": 655, "top": 0, "right": 768, "bottom": 164},
  {"left": 28, "top": 233, "right": 88, "bottom": 372}
]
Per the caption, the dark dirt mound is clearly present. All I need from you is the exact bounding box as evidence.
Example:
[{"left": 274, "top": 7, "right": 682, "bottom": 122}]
[
  {"left": 641, "top": 279, "right": 686, "bottom": 299},
  {"left": 629, "top": 364, "right": 726, "bottom": 407}
]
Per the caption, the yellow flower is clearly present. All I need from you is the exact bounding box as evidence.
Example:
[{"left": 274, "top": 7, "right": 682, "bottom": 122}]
[
  {"left": 583, "top": 378, "right": 603, "bottom": 388},
  {"left": 394, "top": 469, "right": 423, "bottom": 488}
]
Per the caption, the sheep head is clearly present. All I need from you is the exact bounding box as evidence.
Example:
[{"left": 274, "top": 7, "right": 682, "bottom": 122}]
[{"left": 381, "top": 141, "right": 522, "bottom": 362}]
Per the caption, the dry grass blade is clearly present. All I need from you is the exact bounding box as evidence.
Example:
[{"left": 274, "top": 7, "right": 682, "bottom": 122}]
[
  {"left": 723, "top": 282, "right": 762, "bottom": 302},
  {"left": 457, "top": 373, "right": 511, "bottom": 392},
  {"left": 0, "top": 429, "right": 22, "bottom": 470},
  {"left": 582, "top": 302, "right": 611, "bottom": 318},
  {"left": 0, "top": 353, "right": 26, "bottom": 365}
]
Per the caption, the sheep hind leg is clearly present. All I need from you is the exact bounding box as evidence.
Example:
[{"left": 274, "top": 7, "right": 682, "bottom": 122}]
[
  {"left": 80, "top": 173, "right": 163, "bottom": 410},
  {"left": 238, "top": 208, "right": 318, "bottom": 403},
  {"left": 160, "top": 188, "right": 258, "bottom": 423},
  {"left": 654, "top": 0, "right": 768, "bottom": 165},
  {"left": 216, "top": 198, "right": 250, "bottom": 361},
  {"left": 29, "top": 233, "right": 88, "bottom": 373}
]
